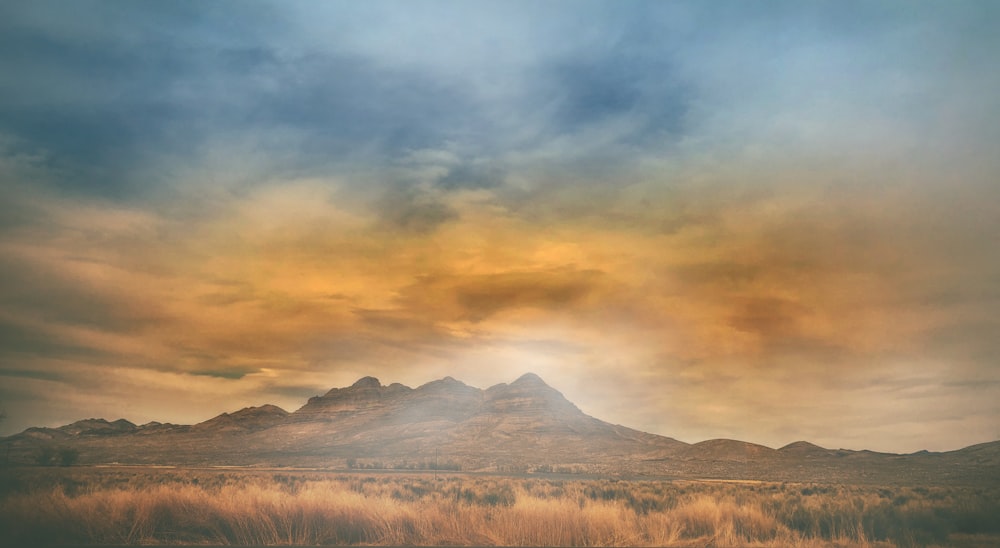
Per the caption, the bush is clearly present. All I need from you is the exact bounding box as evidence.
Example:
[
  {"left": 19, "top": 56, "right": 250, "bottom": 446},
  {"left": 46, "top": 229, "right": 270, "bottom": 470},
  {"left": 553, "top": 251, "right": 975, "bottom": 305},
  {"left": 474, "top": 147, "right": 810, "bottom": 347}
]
[
  {"left": 2, "top": 471, "right": 998, "bottom": 546},
  {"left": 35, "top": 446, "right": 56, "bottom": 466},
  {"left": 58, "top": 448, "right": 80, "bottom": 467}
]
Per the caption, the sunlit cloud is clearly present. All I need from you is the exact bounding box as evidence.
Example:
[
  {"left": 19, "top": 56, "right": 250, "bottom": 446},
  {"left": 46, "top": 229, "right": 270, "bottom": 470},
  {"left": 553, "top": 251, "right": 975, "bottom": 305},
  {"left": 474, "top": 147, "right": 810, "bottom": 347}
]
[{"left": 1, "top": 1, "right": 998, "bottom": 453}]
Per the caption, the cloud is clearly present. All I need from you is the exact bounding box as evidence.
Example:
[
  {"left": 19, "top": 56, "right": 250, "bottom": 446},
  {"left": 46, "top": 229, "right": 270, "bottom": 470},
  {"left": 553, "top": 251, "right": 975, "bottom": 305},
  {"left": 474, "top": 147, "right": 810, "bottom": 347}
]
[
  {"left": 1, "top": 2, "right": 998, "bottom": 452},
  {"left": 396, "top": 268, "right": 609, "bottom": 323},
  {"left": 375, "top": 187, "right": 459, "bottom": 233},
  {"left": 0, "top": 2, "right": 488, "bottom": 197}
]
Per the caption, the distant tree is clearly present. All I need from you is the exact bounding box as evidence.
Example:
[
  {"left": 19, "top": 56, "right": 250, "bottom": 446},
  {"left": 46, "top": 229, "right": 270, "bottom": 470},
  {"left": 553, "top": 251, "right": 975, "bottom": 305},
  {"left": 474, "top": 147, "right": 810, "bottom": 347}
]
[
  {"left": 1, "top": 409, "right": 7, "bottom": 465},
  {"left": 58, "top": 448, "right": 80, "bottom": 467},
  {"left": 346, "top": 457, "right": 356, "bottom": 469},
  {"left": 36, "top": 446, "right": 56, "bottom": 466}
]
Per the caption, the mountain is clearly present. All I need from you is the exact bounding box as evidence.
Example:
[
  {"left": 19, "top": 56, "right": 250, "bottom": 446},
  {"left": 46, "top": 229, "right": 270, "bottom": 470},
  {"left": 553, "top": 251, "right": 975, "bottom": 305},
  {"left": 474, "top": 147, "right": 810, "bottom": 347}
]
[
  {"left": 193, "top": 405, "right": 289, "bottom": 433},
  {"left": 13, "top": 418, "right": 138, "bottom": 442},
  {"left": 250, "top": 373, "right": 686, "bottom": 473},
  {"left": 58, "top": 418, "right": 137, "bottom": 436},
  {"left": 937, "top": 440, "right": 1000, "bottom": 466},
  {"left": 681, "top": 439, "right": 778, "bottom": 461},
  {"left": 0, "top": 373, "right": 686, "bottom": 473},
  {"left": 778, "top": 441, "right": 838, "bottom": 458},
  {"left": 1, "top": 373, "right": 997, "bottom": 485}
]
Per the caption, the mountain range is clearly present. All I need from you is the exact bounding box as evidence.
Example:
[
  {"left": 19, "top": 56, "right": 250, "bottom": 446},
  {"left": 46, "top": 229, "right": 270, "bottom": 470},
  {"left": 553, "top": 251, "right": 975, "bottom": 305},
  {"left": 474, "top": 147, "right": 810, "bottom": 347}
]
[{"left": 3, "top": 373, "right": 997, "bottom": 485}]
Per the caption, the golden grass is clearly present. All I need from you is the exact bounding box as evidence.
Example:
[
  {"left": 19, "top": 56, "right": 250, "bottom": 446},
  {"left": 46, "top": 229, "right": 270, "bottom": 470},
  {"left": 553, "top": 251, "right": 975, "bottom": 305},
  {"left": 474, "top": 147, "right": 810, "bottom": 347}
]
[{"left": 1, "top": 469, "right": 997, "bottom": 547}]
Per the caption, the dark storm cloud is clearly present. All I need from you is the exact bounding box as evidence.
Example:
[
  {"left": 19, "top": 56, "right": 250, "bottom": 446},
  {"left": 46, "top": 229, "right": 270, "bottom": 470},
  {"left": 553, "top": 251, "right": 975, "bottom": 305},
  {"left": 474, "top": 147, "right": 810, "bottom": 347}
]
[
  {"left": 436, "top": 161, "right": 506, "bottom": 190},
  {"left": 0, "top": 367, "right": 69, "bottom": 383},
  {"left": 921, "top": 319, "right": 1000, "bottom": 365},
  {"left": 0, "top": 2, "right": 245, "bottom": 195},
  {"left": 396, "top": 269, "right": 608, "bottom": 323},
  {"left": 190, "top": 368, "right": 255, "bottom": 380},
  {"left": 341, "top": 309, "right": 488, "bottom": 366},
  {"left": 0, "top": 253, "right": 166, "bottom": 331},
  {"left": 450, "top": 271, "right": 603, "bottom": 321},
  {"left": 0, "top": 317, "right": 97, "bottom": 359},
  {"left": 224, "top": 53, "right": 478, "bottom": 163},
  {"left": 0, "top": 2, "right": 485, "bottom": 198},
  {"left": 374, "top": 187, "right": 458, "bottom": 233},
  {"left": 538, "top": 44, "right": 689, "bottom": 145},
  {"left": 671, "top": 261, "right": 762, "bottom": 289},
  {"left": 727, "top": 297, "right": 805, "bottom": 340},
  {"left": 0, "top": 1, "right": 707, "bottom": 201}
]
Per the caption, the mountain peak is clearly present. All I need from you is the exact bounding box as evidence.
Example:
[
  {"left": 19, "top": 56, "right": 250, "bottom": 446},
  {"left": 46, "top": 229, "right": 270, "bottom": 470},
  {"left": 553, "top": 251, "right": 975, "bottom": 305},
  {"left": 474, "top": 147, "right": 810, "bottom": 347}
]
[
  {"left": 779, "top": 441, "right": 825, "bottom": 451},
  {"left": 58, "top": 418, "right": 137, "bottom": 436},
  {"left": 352, "top": 376, "right": 381, "bottom": 389},
  {"left": 194, "top": 404, "right": 289, "bottom": 432},
  {"left": 233, "top": 404, "right": 288, "bottom": 417},
  {"left": 481, "top": 372, "right": 582, "bottom": 417},
  {"left": 418, "top": 376, "right": 472, "bottom": 390},
  {"left": 512, "top": 372, "right": 547, "bottom": 386}
]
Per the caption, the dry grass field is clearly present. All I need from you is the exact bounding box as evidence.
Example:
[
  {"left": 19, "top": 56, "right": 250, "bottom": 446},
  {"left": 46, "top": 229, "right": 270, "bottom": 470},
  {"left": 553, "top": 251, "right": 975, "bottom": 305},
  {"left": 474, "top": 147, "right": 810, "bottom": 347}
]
[{"left": 1, "top": 467, "right": 998, "bottom": 547}]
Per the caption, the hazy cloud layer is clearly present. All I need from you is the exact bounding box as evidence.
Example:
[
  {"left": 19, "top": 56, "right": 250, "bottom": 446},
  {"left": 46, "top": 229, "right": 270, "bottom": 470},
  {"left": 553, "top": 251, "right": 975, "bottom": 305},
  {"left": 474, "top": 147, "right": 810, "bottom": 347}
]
[{"left": 1, "top": 2, "right": 998, "bottom": 452}]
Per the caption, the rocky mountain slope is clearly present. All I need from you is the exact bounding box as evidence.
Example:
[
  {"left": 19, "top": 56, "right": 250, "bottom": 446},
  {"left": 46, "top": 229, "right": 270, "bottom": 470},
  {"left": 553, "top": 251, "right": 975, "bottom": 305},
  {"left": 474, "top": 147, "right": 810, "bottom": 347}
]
[{"left": 2, "top": 373, "right": 997, "bottom": 484}]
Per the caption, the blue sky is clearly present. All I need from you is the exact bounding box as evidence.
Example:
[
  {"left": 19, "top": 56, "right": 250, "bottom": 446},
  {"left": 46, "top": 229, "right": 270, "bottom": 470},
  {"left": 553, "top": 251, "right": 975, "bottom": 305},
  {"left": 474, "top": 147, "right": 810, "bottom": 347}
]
[{"left": 1, "top": 1, "right": 998, "bottom": 452}]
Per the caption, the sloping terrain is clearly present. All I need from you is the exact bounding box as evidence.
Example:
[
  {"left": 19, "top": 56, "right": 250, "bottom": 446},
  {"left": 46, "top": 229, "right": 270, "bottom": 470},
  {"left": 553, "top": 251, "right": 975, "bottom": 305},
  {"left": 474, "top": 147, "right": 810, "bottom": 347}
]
[
  {"left": 2, "top": 373, "right": 686, "bottom": 472},
  {"left": 1, "top": 373, "right": 997, "bottom": 485}
]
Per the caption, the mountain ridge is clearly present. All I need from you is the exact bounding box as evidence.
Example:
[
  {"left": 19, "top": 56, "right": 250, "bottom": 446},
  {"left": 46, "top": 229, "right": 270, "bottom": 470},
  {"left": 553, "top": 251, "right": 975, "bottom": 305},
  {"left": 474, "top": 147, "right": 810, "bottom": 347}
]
[{"left": 2, "top": 373, "right": 998, "bottom": 484}]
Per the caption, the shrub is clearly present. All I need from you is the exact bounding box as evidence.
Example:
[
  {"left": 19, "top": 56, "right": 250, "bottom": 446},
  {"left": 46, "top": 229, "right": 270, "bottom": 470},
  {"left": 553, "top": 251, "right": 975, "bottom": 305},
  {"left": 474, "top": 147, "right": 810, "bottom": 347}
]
[
  {"left": 34, "top": 446, "right": 56, "bottom": 466},
  {"left": 1, "top": 470, "right": 998, "bottom": 547},
  {"left": 58, "top": 448, "right": 80, "bottom": 467}
]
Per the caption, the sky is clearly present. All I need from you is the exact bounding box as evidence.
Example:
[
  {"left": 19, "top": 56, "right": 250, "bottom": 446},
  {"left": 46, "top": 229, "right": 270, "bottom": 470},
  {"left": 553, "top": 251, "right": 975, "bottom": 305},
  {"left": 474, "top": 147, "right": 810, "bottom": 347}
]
[{"left": 1, "top": 1, "right": 998, "bottom": 453}]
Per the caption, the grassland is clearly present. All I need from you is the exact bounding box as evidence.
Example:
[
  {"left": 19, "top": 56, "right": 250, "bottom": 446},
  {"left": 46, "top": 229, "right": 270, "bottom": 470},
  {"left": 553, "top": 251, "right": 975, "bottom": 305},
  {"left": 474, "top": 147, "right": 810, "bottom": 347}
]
[{"left": 1, "top": 467, "right": 998, "bottom": 547}]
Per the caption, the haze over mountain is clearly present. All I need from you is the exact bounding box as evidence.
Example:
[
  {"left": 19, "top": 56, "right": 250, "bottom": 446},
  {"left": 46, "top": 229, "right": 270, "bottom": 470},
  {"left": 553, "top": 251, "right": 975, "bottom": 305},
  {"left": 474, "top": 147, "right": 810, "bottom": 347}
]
[
  {"left": 3, "top": 374, "right": 997, "bottom": 485},
  {"left": 1, "top": 2, "right": 998, "bottom": 457}
]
